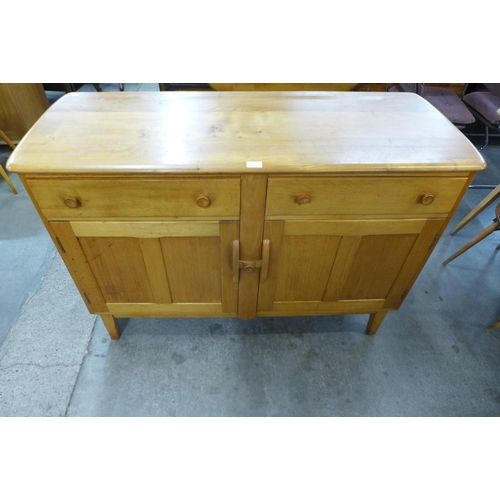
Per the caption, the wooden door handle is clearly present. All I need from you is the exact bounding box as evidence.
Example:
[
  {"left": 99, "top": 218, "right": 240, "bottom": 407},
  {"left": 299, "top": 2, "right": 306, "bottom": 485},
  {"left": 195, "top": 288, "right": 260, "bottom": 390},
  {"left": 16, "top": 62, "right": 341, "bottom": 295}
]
[
  {"left": 232, "top": 239, "right": 270, "bottom": 283},
  {"left": 232, "top": 240, "right": 240, "bottom": 283},
  {"left": 260, "top": 239, "right": 270, "bottom": 282}
]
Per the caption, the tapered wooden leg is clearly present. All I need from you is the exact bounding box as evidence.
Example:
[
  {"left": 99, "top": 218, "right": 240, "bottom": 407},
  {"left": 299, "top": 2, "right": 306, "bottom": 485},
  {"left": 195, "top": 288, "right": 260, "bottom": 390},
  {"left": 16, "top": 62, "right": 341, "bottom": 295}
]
[
  {"left": 487, "top": 318, "right": 500, "bottom": 331},
  {"left": 442, "top": 221, "right": 499, "bottom": 266},
  {"left": 0, "top": 164, "right": 17, "bottom": 194},
  {"left": 101, "top": 314, "right": 121, "bottom": 339},
  {"left": 450, "top": 184, "right": 500, "bottom": 235},
  {"left": 366, "top": 311, "right": 388, "bottom": 335},
  {"left": 0, "top": 129, "right": 17, "bottom": 149},
  {"left": 0, "top": 129, "right": 18, "bottom": 194}
]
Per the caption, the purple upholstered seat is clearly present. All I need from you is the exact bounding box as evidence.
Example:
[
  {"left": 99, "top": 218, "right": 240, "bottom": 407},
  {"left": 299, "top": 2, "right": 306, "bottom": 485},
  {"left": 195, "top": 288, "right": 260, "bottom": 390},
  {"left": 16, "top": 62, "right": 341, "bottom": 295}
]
[
  {"left": 462, "top": 83, "right": 500, "bottom": 149},
  {"left": 463, "top": 90, "right": 500, "bottom": 126},
  {"left": 420, "top": 86, "right": 476, "bottom": 126}
]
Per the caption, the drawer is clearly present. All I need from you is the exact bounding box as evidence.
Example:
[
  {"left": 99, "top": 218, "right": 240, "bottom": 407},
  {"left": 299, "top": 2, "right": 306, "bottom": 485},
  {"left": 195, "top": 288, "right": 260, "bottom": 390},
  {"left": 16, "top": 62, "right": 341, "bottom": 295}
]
[
  {"left": 26, "top": 177, "right": 241, "bottom": 219},
  {"left": 265, "top": 176, "right": 469, "bottom": 217}
]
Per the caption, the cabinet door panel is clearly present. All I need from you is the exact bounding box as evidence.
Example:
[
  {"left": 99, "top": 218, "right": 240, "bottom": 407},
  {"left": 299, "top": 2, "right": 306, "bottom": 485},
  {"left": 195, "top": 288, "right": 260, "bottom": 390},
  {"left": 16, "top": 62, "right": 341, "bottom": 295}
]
[
  {"left": 139, "top": 238, "right": 172, "bottom": 303},
  {"left": 274, "top": 235, "right": 341, "bottom": 302},
  {"left": 339, "top": 234, "right": 418, "bottom": 300},
  {"left": 74, "top": 221, "right": 238, "bottom": 315},
  {"left": 161, "top": 236, "right": 222, "bottom": 303},
  {"left": 80, "top": 236, "right": 154, "bottom": 303},
  {"left": 258, "top": 219, "right": 439, "bottom": 315}
]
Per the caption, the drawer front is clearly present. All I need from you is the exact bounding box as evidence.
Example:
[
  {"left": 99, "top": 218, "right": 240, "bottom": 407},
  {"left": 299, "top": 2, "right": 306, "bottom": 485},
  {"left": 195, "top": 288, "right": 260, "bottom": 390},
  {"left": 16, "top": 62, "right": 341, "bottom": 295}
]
[
  {"left": 27, "top": 177, "right": 241, "bottom": 219},
  {"left": 265, "top": 176, "right": 468, "bottom": 217}
]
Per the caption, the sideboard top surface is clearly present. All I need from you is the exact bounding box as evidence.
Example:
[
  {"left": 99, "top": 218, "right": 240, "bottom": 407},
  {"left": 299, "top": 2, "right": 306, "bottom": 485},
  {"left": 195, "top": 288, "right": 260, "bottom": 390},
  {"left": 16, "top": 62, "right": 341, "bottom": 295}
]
[{"left": 7, "top": 91, "right": 485, "bottom": 175}]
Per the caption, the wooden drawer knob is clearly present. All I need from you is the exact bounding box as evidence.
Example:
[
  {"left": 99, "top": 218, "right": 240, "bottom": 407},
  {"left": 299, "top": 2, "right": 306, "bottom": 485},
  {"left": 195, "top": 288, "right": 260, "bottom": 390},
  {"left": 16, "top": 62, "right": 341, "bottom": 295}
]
[
  {"left": 196, "top": 196, "right": 211, "bottom": 208},
  {"left": 297, "top": 195, "right": 311, "bottom": 205},
  {"left": 420, "top": 194, "right": 435, "bottom": 206},
  {"left": 64, "top": 197, "right": 81, "bottom": 208}
]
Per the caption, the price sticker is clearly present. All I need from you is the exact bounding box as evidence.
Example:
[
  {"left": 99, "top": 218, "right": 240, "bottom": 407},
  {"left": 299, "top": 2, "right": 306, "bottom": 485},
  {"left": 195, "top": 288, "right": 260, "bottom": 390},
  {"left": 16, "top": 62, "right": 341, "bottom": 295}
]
[{"left": 246, "top": 161, "right": 263, "bottom": 168}]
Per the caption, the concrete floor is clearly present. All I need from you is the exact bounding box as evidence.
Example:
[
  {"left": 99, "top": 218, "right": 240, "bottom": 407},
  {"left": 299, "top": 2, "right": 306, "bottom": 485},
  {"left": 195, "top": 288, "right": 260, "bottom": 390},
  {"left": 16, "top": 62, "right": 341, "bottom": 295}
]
[{"left": 1, "top": 84, "right": 500, "bottom": 416}]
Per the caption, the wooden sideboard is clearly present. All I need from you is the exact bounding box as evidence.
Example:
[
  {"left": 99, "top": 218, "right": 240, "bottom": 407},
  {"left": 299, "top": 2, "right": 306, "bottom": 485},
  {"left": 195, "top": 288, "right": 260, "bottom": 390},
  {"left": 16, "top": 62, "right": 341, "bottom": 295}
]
[{"left": 7, "top": 91, "right": 485, "bottom": 339}]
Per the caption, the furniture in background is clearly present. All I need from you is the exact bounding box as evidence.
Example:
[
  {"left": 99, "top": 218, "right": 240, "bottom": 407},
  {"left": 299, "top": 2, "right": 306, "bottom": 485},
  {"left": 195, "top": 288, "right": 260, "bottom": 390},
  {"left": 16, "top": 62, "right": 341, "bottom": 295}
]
[
  {"left": 7, "top": 91, "right": 485, "bottom": 340},
  {"left": 0, "top": 129, "right": 17, "bottom": 194},
  {"left": 488, "top": 318, "right": 500, "bottom": 331},
  {"left": 0, "top": 83, "right": 48, "bottom": 193},
  {"left": 210, "top": 84, "right": 467, "bottom": 93},
  {"left": 43, "top": 83, "right": 86, "bottom": 93},
  {"left": 209, "top": 83, "right": 359, "bottom": 91},
  {"left": 44, "top": 84, "right": 125, "bottom": 93},
  {"left": 159, "top": 84, "right": 360, "bottom": 91},
  {"left": 443, "top": 199, "right": 500, "bottom": 332},
  {"left": 449, "top": 98, "right": 500, "bottom": 235},
  {"left": 160, "top": 83, "right": 213, "bottom": 91},
  {"left": 161, "top": 84, "right": 407, "bottom": 92},
  {"left": 389, "top": 83, "right": 475, "bottom": 128},
  {"left": 0, "top": 83, "right": 49, "bottom": 144},
  {"left": 443, "top": 202, "right": 500, "bottom": 266},
  {"left": 451, "top": 183, "right": 500, "bottom": 235},
  {"left": 462, "top": 84, "right": 500, "bottom": 150}
]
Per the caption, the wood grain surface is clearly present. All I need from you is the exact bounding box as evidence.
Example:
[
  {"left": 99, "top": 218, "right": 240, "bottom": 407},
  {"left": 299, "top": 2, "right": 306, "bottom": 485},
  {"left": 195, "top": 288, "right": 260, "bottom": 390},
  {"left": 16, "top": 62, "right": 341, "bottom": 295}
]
[{"left": 7, "top": 91, "right": 485, "bottom": 175}]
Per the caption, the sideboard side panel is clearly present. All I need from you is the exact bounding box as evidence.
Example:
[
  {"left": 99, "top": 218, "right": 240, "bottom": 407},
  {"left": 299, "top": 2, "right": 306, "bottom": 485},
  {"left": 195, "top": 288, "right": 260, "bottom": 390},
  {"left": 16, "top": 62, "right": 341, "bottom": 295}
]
[{"left": 49, "top": 222, "right": 109, "bottom": 314}]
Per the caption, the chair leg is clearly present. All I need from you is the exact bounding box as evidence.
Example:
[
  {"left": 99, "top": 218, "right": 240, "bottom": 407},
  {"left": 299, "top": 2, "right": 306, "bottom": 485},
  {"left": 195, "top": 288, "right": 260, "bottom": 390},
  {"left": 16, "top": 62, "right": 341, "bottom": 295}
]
[
  {"left": 0, "top": 129, "right": 16, "bottom": 150},
  {"left": 119, "top": 83, "right": 124, "bottom": 91},
  {"left": 0, "top": 164, "right": 18, "bottom": 194},
  {"left": 487, "top": 318, "right": 500, "bottom": 331},
  {"left": 478, "top": 125, "right": 489, "bottom": 150},
  {"left": 450, "top": 183, "right": 500, "bottom": 235},
  {"left": 442, "top": 220, "right": 499, "bottom": 265}
]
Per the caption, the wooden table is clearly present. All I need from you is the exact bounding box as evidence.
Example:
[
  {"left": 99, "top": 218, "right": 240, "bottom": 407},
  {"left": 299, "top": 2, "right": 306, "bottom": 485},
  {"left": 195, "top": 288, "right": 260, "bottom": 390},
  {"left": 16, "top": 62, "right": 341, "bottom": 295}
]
[{"left": 7, "top": 91, "right": 485, "bottom": 339}]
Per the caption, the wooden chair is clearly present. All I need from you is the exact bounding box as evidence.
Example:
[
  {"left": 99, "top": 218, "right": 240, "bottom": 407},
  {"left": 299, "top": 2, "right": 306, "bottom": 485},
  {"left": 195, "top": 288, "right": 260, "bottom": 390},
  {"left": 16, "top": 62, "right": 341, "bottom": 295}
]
[
  {"left": 443, "top": 202, "right": 500, "bottom": 331},
  {"left": 442, "top": 202, "right": 500, "bottom": 267},
  {"left": 462, "top": 84, "right": 500, "bottom": 150},
  {"left": 0, "top": 129, "right": 17, "bottom": 194},
  {"left": 450, "top": 108, "right": 500, "bottom": 235}
]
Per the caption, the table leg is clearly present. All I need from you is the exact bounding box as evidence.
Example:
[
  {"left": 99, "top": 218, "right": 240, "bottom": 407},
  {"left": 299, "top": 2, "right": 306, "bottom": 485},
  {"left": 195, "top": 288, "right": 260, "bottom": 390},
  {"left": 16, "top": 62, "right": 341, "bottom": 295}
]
[
  {"left": 366, "top": 311, "right": 388, "bottom": 335},
  {"left": 101, "top": 314, "right": 121, "bottom": 339}
]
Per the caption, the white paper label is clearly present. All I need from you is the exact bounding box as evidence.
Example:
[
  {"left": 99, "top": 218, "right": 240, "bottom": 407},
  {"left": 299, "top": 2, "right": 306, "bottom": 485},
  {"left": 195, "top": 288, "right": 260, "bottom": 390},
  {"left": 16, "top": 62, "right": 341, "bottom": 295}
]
[{"left": 246, "top": 161, "right": 263, "bottom": 168}]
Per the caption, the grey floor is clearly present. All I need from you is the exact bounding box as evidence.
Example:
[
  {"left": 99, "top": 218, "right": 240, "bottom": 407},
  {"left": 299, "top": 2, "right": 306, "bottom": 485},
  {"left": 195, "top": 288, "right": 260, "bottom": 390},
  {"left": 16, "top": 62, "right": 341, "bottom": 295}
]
[{"left": 1, "top": 84, "right": 500, "bottom": 416}]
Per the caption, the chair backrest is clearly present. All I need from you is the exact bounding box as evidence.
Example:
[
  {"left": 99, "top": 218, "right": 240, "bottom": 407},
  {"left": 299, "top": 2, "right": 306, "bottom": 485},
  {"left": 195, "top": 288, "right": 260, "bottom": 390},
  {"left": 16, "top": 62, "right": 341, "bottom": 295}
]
[
  {"left": 463, "top": 84, "right": 500, "bottom": 128},
  {"left": 398, "top": 83, "right": 421, "bottom": 94},
  {"left": 484, "top": 84, "right": 500, "bottom": 97}
]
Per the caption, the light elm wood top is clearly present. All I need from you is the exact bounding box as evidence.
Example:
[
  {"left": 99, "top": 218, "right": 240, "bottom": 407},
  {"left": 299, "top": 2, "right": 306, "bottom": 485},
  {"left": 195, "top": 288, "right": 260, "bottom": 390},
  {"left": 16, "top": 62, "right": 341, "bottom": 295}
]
[{"left": 7, "top": 91, "right": 485, "bottom": 175}]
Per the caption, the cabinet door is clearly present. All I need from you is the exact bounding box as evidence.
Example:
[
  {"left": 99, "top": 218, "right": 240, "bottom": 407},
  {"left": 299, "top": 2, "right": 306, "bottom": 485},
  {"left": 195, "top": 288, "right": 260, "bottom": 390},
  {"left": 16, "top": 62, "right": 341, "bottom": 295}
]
[
  {"left": 257, "top": 218, "right": 445, "bottom": 316},
  {"left": 51, "top": 220, "right": 239, "bottom": 317}
]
